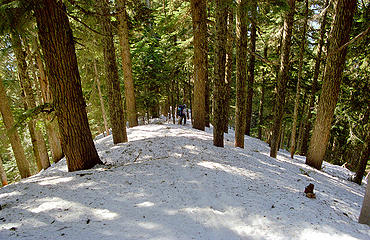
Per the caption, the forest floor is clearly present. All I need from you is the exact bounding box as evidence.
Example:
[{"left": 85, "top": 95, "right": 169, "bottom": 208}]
[{"left": 0, "top": 119, "right": 369, "bottom": 240}]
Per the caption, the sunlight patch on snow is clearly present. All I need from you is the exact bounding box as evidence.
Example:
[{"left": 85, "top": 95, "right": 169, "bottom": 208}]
[
  {"left": 0, "top": 191, "right": 21, "bottom": 198},
  {"left": 171, "top": 152, "right": 183, "bottom": 158},
  {"left": 29, "top": 197, "right": 71, "bottom": 213},
  {"left": 29, "top": 197, "right": 118, "bottom": 220},
  {"left": 231, "top": 215, "right": 281, "bottom": 239},
  {"left": 136, "top": 201, "right": 155, "bottom": 207},
  {"left": 198, "top": 161, "right": 262, "bottom": 179},
  {"left": 299, "top": 227, "right": 359, "bottom": 240},
  {"left": 37, "top": 176, "right": 74, "bottom": 185},
  {"left": 92, "top": 209, "right": 118, "bottom": 220},
  {"left": 137, "top": 222, "right": 162, "bottom": 230},
  {"left": 182, "top": 207, "right": 282, "bottom": 239}
]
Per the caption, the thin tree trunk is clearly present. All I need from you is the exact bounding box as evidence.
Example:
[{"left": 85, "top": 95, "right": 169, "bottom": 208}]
[
  {"left": 245, "top": 0, "right": 257, "bottom": 136},
  {"left": 296, "top": 92, "right": 307, "bottom": 153},
  {"left": 234, "top": 0, "right": 248, "bottom": 148},
  {"left": 20, "top": 90, "right": 42, "bottom": 171},
  {"left": 190, "top": 0, "right": 207, "bottom": 131},
  {"left": 171, "top": 79, "right": 176, "bottom": 124},
  {"left": 359, "top": 178, "right": 370, "bottom": 225},
  {"left": 204, "top": 7, "right": 210, "bottom": 128},
  {"left": 0, "top": 77, "right": 31, "bottom": 178},
  {"left": 213, "top": 0, "right": 229, "bottom": 147},
  {"left": 300, "top": 0, "right": 329, "bottom": 155},
  {"left": 280, "top": 123, "right": 286, "bottom": 150},
  {"left": 10, "top": 32, "right": 50, "bottom": 170},
  {"left": 98, "top": 0, "right": 128, "bottom": 144},
  {"left": 224, "top": 7, "right": 234, "bottom": 133},
  {"left": 306, "top": 0, "right": 357, "bottom": 170},
  {"left": 0, "top": 155, "right": 8, "bottom": 186},
  {"left": 353, "top": 108, "right": 369, "bottom": 185},
  {"left": 258, "top": 46, "right": 268, "bottom": 140},
  {"left": 34, "top": 0, "right": 102, "bottom": 171},
  {"left": 35, "top": 49, "right": 63, "bottom": 163},
  {"left": 117, "top": 0, "right": 138, "bottom": 128},
  {"left": 270, "top": 0, "right": 296, "bottom": 158},
  {"left": 205, "top": 68, "right": 210, "bottom": 128},
  {"left": 290, "top": 0, "right": 308, "bottom": 159},
  {"left": 93, "top": 59, "right": 110, "bottom": 136}
]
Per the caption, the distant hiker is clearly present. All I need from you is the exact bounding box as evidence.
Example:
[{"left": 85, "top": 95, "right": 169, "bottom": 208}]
[{"left": 177, "top": 104, "right": 186, "bottom": 125}]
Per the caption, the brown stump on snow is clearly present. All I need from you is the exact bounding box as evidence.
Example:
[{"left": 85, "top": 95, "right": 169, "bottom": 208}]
[{"left": 304, "top": 183, "right": 316, "bottom": 199}]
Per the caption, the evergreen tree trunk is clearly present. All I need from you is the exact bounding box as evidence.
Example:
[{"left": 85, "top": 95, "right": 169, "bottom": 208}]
[
  {"left": 290, "top": 0, "right": 308, "bottom": 159},
  {"left": 35, "top": 47, "right": 63, "bottom": 163},
  {"left": 205, "top": 69, "right": 210, "bottom": 128},
  {"left": 93, "top": 59, "right": 110, "bottom": 136},
  {"left": 205, "top": 5, "right": 211, "bottom": 128},
  {"left": 117, "top": 0, "right": 138, "bottom": 128},
  {"left": 98, "top": 0, "right": 128, "bottom": 144},
  {"left": 296, "top": 93, "right": 307, "bottom": 153},
  {"left": 270, "top": 0, "right": 296, "bottom": 158},
  {"left": 306, "top": 0, "right": 357, "bottom": 170},
  {"left": 0, "top": 155, "right": 7, "bottom": 187},
  {"left": 20, "top": 90, "right": 42, "bottom": 171},
  {"left": 245, "top": 0, "right": 257, "bottom": 136},
  {"left": 280, "top": 123, "right": 286, "bottom": 150},
  {"left": 300, "top": 0, "right": 329, "bottom": 155},
  {"left": 359, "top": 180, "right": 370, "bottom": 225},
  {"left": 258, "top": 46, "right": 268, "bottom": 140},
  {"left": 0, "top": 78, "right": 31, "bottom": 178},
  {"left": 171, "top": 79, "right": 176, "bottom": 124},
  {"left": 234, "top": 0, "right": 248, "bottom": 148},
  {"left": 213, "top": 0, "right": 229, "bottom": 147},
  {"left": 10, "top": 32, "right": 50, "bottom": 170},
  {"left": 353, "top": 109, "right": 369, "bottom": 185},
  {"left": 190, "top": 0, "right": 207, "bottom": 131},
  {"left": 34, "top": 0, "right": 102, "bottom": 171},
  {"left": 224, "top": 7, "right": 234, "bottom": 133}
]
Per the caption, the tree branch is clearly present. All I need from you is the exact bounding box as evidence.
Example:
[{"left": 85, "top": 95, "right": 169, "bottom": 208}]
[{"left": 326, "top": 26, "right": 370, "bottom": 58}]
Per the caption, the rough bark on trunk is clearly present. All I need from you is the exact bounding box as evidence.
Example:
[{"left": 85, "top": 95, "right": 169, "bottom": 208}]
[
  {"left": 34, "top": 0, "right": 102, "bottom": 171},
  {"left": 117, "top": 0, "right": 138, "bottom": 128},
  {"left": 359, "top": 180, "right": 370, "bottom": 225},
  {"left": 36, "top": 47, "right": 63, "bottom": 163},
  {"left": 190, "top": 0, "right": 207, "bottom": 131},
  {"left": 0, "top": 78, "right": 31, "bottom": 178},
  {"left": 234, "top": 0, "right": 248, "bottom": 148},
  {"left": 213, "top": 0, "right": 229, "bottom": 147},
  {"left": 0, "top": 155, "right": 8, "bottom": 186},
  {"left": 300, "top": 0, "right": 329, "bottom": 156},
  {"left": 306, "top": 0, "right": 357, "bottom": 170},
  {"left": 11, "top": 33, "right": 50, "bottom": 170},
  {"left": 270, "top": 0, "right": 296, "bottom": 158},
  {"left": 93, "top": 59, "right": 110, "bottom": 136},
  {"left": 224, "top": 7, "right": 234, "bottom": 133},
  {"left": 98, "top": 0, "right": 128, "bottom": 144},
  {"left": 290, "top": 0, "right": 308, "bottom": 159},
  {"left": 245, "top": 0, "right": 257, "bottom": 136}
]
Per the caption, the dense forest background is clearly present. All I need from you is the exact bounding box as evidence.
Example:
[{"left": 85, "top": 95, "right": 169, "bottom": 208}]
[{"left": 0, "top": 0, "right": 368, "bottom": 184}]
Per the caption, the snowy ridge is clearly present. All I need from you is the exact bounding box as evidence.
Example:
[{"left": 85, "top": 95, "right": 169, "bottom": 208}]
[{"left": 0, "top": 123, "right": 369, "bottom": 240}]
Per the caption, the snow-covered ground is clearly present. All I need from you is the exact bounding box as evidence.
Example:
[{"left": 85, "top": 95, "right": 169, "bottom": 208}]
[{"left": 0, "top": 121, "right": 369, "bottom": 240}]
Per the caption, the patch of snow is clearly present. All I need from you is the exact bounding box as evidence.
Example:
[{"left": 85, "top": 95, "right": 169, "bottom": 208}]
[{"left": 0, "top": 123, "right": 369, "bottom": 240}]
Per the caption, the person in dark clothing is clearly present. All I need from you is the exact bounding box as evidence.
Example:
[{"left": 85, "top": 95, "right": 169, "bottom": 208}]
[{"left": 177, "top": 104, "right": 186, "bottom": 125}]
